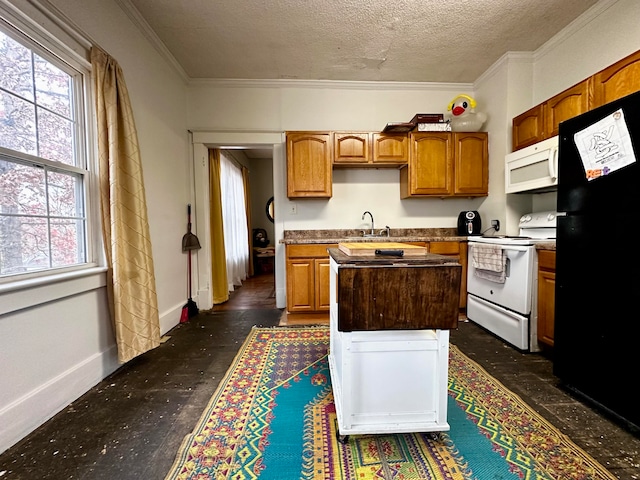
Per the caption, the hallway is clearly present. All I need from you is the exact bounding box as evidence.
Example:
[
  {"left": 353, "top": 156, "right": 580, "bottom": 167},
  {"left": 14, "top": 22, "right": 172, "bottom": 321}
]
[{"left": 0, "top": 273, "right": 638, "bottom": 479}]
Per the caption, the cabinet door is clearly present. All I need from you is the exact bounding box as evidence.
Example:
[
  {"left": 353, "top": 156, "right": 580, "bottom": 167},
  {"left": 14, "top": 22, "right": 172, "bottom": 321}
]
[
  {"left": 512, "top": 105, "right": 544, "bottom": 151},
  {"left": 372, "top": 133, "right": 408, "bottom": 165},
  {"left": 286, "top": 259, "right": 315, "bottom": 312},
  {"left": 593, "top": 50, "right": 640, "bottom": 107},
  {"left": 544, "top": 79, "right": 592, "bottom": 138},
  {"left": 404, "top": 132, "right": 452, "bottom": 196},
  {"left": 314, "top": 258, "right": 331, "bottom": 311},
  {"left": 286, "top": 132, "right": 332, "bottom": 198},
  {"left": 453, "top": 132, "right": 488, "bottom": 196},
  {"left": 333, "top": 132, "right": 370, "bottom": 165},
  {"left": 429, "top": 241, "right": 467, "bottom": 309},
  {"left": 537, "top": 250, "right": 556, "bottom": 348}
]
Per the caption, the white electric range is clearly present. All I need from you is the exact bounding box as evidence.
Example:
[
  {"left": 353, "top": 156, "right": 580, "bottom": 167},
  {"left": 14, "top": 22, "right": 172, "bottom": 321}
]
[{"left": 466, "top": 211, "right": 557, "bottom": 352}]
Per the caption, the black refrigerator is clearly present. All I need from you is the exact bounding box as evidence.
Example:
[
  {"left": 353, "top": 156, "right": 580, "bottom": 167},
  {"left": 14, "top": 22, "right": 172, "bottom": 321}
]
[{"left": 555, "top": 90, "right": 640, "bottom": 431}]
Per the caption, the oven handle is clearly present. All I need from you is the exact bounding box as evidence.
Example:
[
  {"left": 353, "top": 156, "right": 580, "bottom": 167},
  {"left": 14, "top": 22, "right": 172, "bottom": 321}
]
[{"left": 469, "top": 243, "right": 530, "bottom": 252}]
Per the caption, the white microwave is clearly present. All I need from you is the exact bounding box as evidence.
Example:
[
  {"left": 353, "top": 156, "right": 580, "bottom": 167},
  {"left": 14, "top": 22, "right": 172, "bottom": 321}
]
[{"left": 505, "top": 136, "right": 559, "bottom": 193}]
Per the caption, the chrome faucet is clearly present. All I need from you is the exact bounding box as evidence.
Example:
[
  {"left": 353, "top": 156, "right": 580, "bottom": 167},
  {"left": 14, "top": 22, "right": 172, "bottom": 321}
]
[{"left": 362, "top": 211, "right": 374, "bottom": 235}]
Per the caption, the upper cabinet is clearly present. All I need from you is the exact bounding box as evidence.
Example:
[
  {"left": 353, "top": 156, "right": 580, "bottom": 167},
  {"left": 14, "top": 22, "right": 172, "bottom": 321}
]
[
  {"left": 512, "top": 49, "right": 640, "bottom": 152},
  {"left": 593, "top": 50, "right": 640, "bottom": 107},
  {"left": 512, "top": 105, "right": 543, "bottom": 152},
  {"left": 371, "top": 133, "right": 409, "bottom": 165},
  {"left": 333, "top": 132, "right": 370, "bottom": 165},
  {"left": 400, "top": 132, "right": 488, "bottom": 198},
  {"left": 543, "top": 79, "right": 592, "bottom": 138},
  {"left": 454, "top": 132, "right": 489, "bottom": 196},
  {"left": 286, "top": 132, "right": 332, "bottom": 198},
  {"left": 332, "top": 132, "right": 408, "bottom": 167},
  {"left": 512, "top": 79, "right": 591, "bottom": 151}
]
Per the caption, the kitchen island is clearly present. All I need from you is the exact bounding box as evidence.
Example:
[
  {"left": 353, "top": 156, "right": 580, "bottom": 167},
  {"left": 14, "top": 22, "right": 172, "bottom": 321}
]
[{"left": 327, "top": 246, "right": 461, "bottom": 440}]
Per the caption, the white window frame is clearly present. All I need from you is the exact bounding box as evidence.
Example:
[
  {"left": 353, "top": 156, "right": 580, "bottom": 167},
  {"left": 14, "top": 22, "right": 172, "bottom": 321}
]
[{"left": 0, "top": 2, "right": 104, "bottom": 314}]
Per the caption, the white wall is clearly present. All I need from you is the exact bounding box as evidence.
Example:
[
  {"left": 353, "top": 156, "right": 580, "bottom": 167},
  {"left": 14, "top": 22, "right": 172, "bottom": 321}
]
[{"left": 0, "top": 0, "right": 189, "bottom": 454}]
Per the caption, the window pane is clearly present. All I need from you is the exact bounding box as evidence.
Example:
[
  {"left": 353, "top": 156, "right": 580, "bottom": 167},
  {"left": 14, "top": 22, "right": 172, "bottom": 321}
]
[
  {"left": 38, "top": 107, "right": 74, "bottom": 164},
  {"left": 47, "top": 170, "right": 83, "bottom": 217},
  {"left": 0, "top": 30, "right": 34, "bottom": 102},
  {"left": 0, "top": 90, "right": 37, "bottom": 155},
  {"left": 34, "top": 53, "right": 72, "bottom": 118},
  {"left": 0, "top": 215, "right": 50, "bottom": 275},
  {"left": 50, "top": 218, "right": 84, "bottom": 267},
  {"left": 0, "top": 159, "right": 47, "bottom": 215}
]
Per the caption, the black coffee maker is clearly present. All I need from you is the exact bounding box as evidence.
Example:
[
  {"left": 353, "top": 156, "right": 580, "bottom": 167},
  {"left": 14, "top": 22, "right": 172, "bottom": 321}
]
[{"left": 457, "top": 211, "right": 481, "bottom": 235}]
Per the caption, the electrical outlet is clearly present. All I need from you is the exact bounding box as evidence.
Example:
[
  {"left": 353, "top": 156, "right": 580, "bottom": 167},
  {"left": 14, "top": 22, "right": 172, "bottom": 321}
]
[
  {"left": 491, "top": 219, "right": 500, "bottom": 232},
  {"left": 288, "top": 202, "right": 297, "bottom": 215}
]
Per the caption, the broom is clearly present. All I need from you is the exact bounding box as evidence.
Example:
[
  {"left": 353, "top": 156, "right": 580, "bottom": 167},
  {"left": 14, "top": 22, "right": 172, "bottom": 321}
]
[{"left": 181, "top": 204, "right": 201, "bottom": 322}]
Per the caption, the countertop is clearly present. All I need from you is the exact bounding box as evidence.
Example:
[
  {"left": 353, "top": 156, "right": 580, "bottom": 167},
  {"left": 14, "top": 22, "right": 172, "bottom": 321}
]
[
  {"left": 281, "top": 228, "right": 556, "bottom": 251},
  {"left": 281, "top": 228, "right": 467, "bottom": 244}
]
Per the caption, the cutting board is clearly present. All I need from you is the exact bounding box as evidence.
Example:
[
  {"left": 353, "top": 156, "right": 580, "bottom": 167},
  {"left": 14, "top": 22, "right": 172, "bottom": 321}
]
[{"left": 338, "top": 242, "right": 427, "bottom": 257}]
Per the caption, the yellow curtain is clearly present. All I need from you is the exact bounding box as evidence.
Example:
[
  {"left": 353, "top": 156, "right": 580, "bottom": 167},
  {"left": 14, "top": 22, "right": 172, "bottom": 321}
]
[
  {"left": 242, "top": 166, "right": 254, "bottom": 277},
  {"left": 91, "top": 47, "right": 161, "bottom": 364},
  {"left": 209, "top": 149, "right": 230, "bottom": 304}
]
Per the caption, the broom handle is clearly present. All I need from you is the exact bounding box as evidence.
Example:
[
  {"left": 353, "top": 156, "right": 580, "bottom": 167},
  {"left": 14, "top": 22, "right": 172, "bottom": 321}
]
[
  {"left": 187, "top": 249, "right": 192, "bottom": 298},
  {"left": 187, "top": 204, "right": 192, "bottom": 232}
]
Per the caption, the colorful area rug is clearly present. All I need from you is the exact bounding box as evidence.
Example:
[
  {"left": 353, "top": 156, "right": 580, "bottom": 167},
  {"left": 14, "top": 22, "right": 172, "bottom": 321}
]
[{"left": 164, "top": 326, "right": 615, "bottom": 480}]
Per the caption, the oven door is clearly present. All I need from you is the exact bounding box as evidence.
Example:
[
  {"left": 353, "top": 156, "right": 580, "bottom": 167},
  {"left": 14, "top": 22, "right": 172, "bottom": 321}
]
[{"left": 467, "top": 243, "right": 534, "bottom": 315}]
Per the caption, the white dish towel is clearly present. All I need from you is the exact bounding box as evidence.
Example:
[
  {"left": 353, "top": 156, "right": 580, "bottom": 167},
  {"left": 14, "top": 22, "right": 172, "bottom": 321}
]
[{"left": 472, "top": 244, "right": 507, "bottom": 283}]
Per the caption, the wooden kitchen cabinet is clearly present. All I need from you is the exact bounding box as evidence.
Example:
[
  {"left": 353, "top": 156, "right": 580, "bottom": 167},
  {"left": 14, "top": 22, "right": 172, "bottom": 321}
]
[
  {"left": 429, "top": 241, "right": 467, "bottom": 309},
  {"left": 453, "top": 132, "right": 488, "bottom": 196},
  {"left": 286, "top": 243, "right": 336, "bottom": 313},
  {"left": 593, "top": 49, "right": 640, "bottom": 107},
  {"left": 400, "top": 132, "right": 488, "bottom": 198},
  {"left": 512, "top": 104, "right": 544, "bottom": 151},
  {"left": 537, "top": 250, "right": 556, "bottom": 348},
  {"left": 512, "top": 80, "right": 591, "bottom": 151},
  {"left": 286, "top": 132, "right": 332, "bottom": 198},
  {"left": 333, "top": 132, "right": 370, "bottom": 165},
  {"left": 371, "top": 133, "right": 409, "bottom": 165},
  {"left": 512, "top": 49, "right": 640, "bottom": 152},
  {"left": 332, "top": 132, "right": 408, "bottom": 167},
  {"left": 544, "top": 79, "right": 592, "bottom": 138}
]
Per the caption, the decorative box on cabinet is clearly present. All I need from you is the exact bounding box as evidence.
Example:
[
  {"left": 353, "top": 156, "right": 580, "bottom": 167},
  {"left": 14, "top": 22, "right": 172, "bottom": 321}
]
[
  {"left": 285, "top": 243, "right": 336, "bottom": 313},
  {"left": 286, "top": 132, "right": 332, "bottom": 198},
  {"left": 400, "top": 132, "right": 488, "bottom": 198},
  {"left": 537, "top": 250, "right": 556, "bottom": 348}
]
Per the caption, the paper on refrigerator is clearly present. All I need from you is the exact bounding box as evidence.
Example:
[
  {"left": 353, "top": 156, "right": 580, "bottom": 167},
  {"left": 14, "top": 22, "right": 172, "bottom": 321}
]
[{"left": 573, "top": 108, "right": 637, "bottom": 181}]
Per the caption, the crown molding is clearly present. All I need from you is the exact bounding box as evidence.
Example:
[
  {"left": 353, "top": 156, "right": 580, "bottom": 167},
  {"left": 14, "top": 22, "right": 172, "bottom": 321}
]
[{"left": 114, "top": 0, "right": 189, "bottom": 83}]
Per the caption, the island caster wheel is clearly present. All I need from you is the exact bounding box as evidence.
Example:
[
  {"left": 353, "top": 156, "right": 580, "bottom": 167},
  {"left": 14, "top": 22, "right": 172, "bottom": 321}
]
[{"left": 334, "top": 418, "right": 349, "bottom": 444}]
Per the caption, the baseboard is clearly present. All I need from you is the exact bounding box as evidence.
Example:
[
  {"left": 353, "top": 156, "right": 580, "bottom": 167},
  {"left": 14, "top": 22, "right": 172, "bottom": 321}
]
[{"left": 0, "top": 345, "right": 120, "bottom": 455}]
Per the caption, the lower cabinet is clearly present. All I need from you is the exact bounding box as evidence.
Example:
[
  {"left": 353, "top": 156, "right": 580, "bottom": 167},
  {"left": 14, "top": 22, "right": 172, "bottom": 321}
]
[
  {"left": 286, "top": 244, "right": 336, "bottom": 313},
  {"left": 429, "top": 241, "right": 467, "bottom": 309},
  {"left": 537, "top": 250, "right": 556, "bottom": 348}
]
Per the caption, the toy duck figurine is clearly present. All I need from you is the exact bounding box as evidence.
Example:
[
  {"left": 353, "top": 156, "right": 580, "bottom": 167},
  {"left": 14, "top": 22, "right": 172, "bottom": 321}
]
[{"left": 445, "top": 94, "right": 487, "bottom": 132}]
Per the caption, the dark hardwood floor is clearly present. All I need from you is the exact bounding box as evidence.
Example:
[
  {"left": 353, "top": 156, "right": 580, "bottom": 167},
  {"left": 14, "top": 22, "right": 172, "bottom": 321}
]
[{"left": 1, "top": 272, "right": 638, "bottom": 479}]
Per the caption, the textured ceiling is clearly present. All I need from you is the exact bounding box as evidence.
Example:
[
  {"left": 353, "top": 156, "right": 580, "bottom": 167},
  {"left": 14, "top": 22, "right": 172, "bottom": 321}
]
[{"left": 125, "top": 0, "right": 599, "bottom": 83}]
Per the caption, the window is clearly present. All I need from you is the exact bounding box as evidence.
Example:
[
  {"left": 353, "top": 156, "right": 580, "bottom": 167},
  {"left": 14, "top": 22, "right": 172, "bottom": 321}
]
[{"left": 0, "top": 21, "right": 94, "bottom": 280}]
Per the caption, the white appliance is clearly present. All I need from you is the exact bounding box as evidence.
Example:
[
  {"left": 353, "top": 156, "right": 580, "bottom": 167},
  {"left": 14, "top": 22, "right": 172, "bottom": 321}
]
[
  {"left": 505, "top": 136, "right": 559, "bottom": 193},
  {"left": 466, "top": 211, "right": 557, "bottom": 352}
]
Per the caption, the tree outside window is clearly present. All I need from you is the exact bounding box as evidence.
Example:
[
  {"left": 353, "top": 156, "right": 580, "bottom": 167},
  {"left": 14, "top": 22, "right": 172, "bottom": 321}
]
[{"left": 0, "top": 27, "right": 88, "bottom": 278}]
